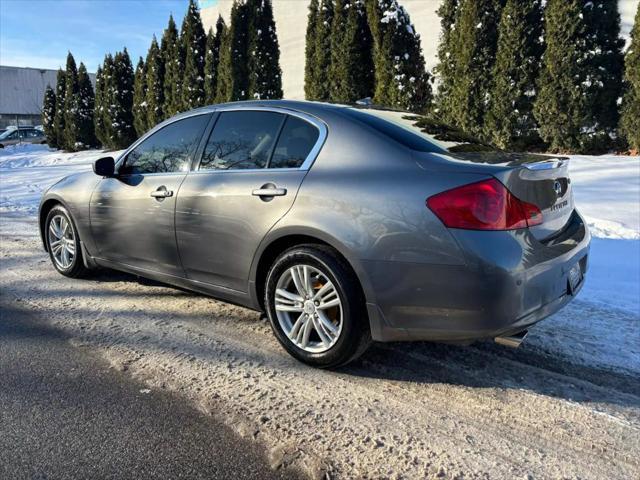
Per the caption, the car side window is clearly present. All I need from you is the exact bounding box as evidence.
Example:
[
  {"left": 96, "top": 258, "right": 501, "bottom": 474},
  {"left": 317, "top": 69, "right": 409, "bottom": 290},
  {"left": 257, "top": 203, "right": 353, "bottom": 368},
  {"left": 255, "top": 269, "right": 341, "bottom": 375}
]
[
  {"left": 199, "top": 111, "right": 284, "bottom": 171},
  {"left": 269, "top": 116, "right": 320, "bottom": 169},
  {"left": 120, "top": 114, "right": 210, "bottom": 175}
]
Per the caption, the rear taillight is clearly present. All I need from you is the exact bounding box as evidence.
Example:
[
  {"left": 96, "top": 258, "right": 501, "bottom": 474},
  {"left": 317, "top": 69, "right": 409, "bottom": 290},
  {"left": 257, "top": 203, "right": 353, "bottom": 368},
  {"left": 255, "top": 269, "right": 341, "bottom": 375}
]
[{"left": 426, "top": 178, "right": 543, "bottom": 231}]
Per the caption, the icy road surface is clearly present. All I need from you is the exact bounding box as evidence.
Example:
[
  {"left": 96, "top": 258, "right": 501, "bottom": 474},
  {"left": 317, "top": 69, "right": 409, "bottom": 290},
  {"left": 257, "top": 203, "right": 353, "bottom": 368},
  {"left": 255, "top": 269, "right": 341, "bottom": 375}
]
[{"left": 1, "top": 144, "right": 638, "bottom": 478}]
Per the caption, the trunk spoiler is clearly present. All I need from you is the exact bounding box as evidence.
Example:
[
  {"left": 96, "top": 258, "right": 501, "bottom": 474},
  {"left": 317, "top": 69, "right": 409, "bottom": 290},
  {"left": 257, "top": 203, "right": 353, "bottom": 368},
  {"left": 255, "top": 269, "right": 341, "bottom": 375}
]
[{"left": 523, "top": 158, "right": 568, "bottom": 170}]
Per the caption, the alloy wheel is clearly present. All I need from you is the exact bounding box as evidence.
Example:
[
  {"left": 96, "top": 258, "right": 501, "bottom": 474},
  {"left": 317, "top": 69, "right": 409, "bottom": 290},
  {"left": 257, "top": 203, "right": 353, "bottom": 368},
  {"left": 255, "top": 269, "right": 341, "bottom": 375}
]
[{"left": 48, "top": 214, "right": 76, "bottom": 269}]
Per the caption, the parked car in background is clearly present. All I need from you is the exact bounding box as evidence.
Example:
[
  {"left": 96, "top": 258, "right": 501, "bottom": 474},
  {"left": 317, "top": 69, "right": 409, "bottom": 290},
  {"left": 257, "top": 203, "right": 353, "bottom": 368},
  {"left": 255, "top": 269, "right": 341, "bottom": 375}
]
[
  {"left": 0, "top": 126, "right": 47, "bottom": 148},
  {"left": 38, "top": 100, "right": 590, "bottom": 368}
]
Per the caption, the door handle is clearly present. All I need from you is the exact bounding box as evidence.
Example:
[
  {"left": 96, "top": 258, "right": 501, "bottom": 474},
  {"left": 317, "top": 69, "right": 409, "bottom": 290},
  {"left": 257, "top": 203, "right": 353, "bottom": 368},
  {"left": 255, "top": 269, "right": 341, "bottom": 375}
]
[
  {"left": 252, "top": 187, "right": 287, "bottom": 197},
  {"left": 150, "top": 187, "right": 174, "bottom": 198}
]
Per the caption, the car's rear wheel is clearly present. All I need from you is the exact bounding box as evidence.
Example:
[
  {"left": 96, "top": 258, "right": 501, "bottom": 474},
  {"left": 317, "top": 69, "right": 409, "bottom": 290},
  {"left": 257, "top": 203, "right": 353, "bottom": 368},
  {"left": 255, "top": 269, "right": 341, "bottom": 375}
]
[
  {"left": 265, "top": 245, "right": 370, "bottom": 368},
  {"left": 45, "top": 205, "right": 89, "bottom": 278}
]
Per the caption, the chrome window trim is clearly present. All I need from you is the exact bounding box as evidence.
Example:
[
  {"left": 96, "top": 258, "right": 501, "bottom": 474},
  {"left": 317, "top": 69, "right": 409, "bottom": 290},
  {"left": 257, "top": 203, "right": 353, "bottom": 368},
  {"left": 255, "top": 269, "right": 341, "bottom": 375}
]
[{"left": 195, "top": 105, "right": 328, "bottom": 173}]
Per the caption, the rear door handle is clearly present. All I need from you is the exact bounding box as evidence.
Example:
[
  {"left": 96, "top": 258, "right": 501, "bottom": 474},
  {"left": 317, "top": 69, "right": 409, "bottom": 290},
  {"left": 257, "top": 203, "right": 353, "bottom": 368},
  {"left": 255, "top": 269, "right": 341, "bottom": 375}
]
[
  {"left": 252, "top": 187, "right": 287, "bottom": 197},
  {"left": 150, "top": 187, "right": 173, "bottom": 198}
]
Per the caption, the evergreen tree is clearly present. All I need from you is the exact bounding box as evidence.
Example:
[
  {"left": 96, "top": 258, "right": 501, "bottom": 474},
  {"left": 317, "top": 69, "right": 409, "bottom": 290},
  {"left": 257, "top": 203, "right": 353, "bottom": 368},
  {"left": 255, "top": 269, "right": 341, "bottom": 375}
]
[
  {"left": 444, "top": 0, "right": 504, "bottom": 136},
  {"left": 62, "top": 53, "right": 80, "bottom": 151},
  {"left": 621, "top": 3, "right": 640, "bottom": 151},
  {"left": 311, "top": 0, "right": 334, "bottom": 101},
  {"left": 146, "top": 36, "right": 165, "bottom": 128},
  {"left": 329, "top": 0, "right": 374, "bottom": 103},
  {"left": 304, "top": 0, "right": 320, "bottom": 100},
  {"left": 93, "top": 64, "right": 107, "bottom": 147},
  {"left": 484, "top": 0, "right": 543, "bottom": 149},
  {"left": 582, "top": 0, "right": 625, "bottom": 150},
  {"left": 76, "top": 62, "right": 97, "bottom": 149},
  {"left": 42, "top": 85, "right": 57, "bottom": 148},
  {"left": 434, "top": 0, "right": 459, "bottom": 116},
  {"left": 217, "top": 0, "right": 250, "bottom": 102},
  {"left": 53, "top": 69, "right": 67, "bottom": 149},
  {"left": 162, "top": 15, "right": 184, "bottom": 117},
  {"left": 109, "top": 49, "right": 136, "bottom": 149},
  {"left": 247, "top": 0, "right": 283, "bottom": 99},
  {"left": 534, "top": 0, "right": 623, "bottom": 152},
  {"left": 133, "top": 56, "right": 148, "bottom": 136},
  {"left": 367, "top": 0, "right": 432, "bottom": 112},
  {"left": 181, "top": 0, "right": 207, "bottom": 110},
  {"left": 204, "top": 17, "right": 225, "bottom": 104}
]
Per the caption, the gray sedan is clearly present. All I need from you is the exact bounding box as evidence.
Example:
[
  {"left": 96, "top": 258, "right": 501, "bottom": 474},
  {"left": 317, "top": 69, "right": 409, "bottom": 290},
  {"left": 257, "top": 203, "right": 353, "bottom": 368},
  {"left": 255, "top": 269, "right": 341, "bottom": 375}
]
[{"left": 38, "top": 101, "right": 590, "bottom": 367}]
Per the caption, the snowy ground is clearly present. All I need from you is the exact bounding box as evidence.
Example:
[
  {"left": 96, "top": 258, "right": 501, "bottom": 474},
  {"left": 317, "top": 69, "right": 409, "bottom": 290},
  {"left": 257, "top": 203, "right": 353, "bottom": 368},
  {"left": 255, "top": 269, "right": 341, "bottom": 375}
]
[{"left": 1, "top": 143, "right": 639, "bottom": 478}]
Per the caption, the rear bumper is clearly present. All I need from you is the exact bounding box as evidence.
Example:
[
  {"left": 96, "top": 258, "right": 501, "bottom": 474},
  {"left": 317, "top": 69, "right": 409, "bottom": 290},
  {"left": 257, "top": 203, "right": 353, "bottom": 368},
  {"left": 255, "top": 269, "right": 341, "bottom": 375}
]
[{"left": 364, "top": 210, "right": 591, "bottom": 342}]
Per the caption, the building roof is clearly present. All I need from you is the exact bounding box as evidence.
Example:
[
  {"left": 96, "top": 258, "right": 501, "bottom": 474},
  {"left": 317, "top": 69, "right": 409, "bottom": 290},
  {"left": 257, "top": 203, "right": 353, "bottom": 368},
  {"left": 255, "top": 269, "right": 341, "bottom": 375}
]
[{"left": 0, "top": 65, "right": 95, "bottom": 116}]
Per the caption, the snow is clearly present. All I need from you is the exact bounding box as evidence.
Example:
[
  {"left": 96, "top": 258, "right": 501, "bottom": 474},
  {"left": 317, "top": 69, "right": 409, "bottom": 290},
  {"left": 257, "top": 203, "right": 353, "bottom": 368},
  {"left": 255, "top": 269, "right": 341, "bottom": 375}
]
[{"left": 0, "top": 147, "right": 638, "bottom": 375}]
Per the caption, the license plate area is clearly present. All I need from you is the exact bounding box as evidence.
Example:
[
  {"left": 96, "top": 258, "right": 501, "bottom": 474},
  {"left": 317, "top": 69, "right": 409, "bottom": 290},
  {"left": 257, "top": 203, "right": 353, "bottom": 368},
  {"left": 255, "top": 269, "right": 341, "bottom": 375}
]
[{"left": 567, "top": 261, "right": 584, "bottom": 295}]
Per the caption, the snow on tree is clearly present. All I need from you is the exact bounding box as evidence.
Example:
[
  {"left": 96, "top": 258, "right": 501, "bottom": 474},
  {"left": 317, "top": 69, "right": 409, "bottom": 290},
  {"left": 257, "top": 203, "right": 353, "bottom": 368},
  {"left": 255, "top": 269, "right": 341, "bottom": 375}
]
[
  {"left": 621, "top": 2, "right": 640, "bottom": 152},
  {"left": 180, "top": 0, "right": 207, "bottom": 110},
  {"left": 247, "top": 0, "right": 283, "bottom": 100},
  {"left": 133, "top": 56, "right": 148, "bottom": 136},
  {"left": 62, "top": 52, "right": 80, "bottom": 151},
  {"left": 534, "top": 0, "right": 624, "bottom": 153},
  {"left": 434, "top": 0, "right": 459, "bottom": 116},
  {"left": 304, "top": 0, "right": 320, "bottom": 100},
  {"left": 441, "top": 0, "right": 504, "bottom": 136},
  {"left": 217, "top": 0, "right": 250, "bottom": 102},
  {"left": 146, "top": 36, "right": 165, "bottom": 128},
  {"left": 162, "top": 14, "right": 184, "bottom": 118},
  {"left": 76, "top": 62, "right": 97, "bottom": 149},
  {"left": 204, "top": 16, "right": 226, "bottom": 104},
  {"left": 107, "top": 49, "right": 136, "bottom": 149},
  {"left": 484, "top": 0, "right": 543, "bottom": 149},
  {"left": 329, "top": 0, "right": 374, "bottom": 103},
  {"left": 367, "top": 0, "right": 432, "bottom": 113},
  {"left": 42, "top": 85, "right": 57, "bottom": 148}
]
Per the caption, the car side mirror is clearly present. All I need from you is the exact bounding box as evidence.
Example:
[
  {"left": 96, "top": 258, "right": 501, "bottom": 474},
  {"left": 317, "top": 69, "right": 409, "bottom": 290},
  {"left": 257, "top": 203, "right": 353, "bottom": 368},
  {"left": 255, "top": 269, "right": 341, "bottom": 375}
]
[{"left": 93, "top": 157, "right": 115, "bottom": 177}]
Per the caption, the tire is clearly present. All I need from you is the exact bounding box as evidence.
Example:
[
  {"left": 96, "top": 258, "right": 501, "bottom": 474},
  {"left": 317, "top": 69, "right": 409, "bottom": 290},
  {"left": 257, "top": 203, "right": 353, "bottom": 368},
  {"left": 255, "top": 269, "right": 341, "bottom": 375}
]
[
  {"left": 265, "top": 244, "right": 371, "bottom": 368},
  {"left": 45, "top": 205, "right": 90, "bottom": 278}
]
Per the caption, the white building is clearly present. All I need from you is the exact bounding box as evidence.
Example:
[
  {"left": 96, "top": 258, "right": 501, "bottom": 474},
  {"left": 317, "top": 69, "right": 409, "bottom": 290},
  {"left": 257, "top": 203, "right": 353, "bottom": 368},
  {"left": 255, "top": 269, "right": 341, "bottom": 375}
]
[{"left": 201, "top": 0, "right": 639, "bottom": 100}]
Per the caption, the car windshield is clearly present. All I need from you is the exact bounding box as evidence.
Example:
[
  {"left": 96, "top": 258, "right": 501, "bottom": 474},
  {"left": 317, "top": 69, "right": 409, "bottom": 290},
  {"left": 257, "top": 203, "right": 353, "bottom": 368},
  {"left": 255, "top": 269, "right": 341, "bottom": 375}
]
[
  {"left": 0, "top": 129, "right": 16, "bottom": 140},
  {"left": 343, "top": 108, "right": 498, "bottom": 153}
]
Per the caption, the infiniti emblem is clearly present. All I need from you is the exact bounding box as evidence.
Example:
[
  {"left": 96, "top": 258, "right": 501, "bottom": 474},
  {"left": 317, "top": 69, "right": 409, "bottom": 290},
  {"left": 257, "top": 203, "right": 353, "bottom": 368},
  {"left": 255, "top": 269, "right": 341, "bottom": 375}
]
[{"left": 553, "top": 180, "right": 562, "bottom": 196}]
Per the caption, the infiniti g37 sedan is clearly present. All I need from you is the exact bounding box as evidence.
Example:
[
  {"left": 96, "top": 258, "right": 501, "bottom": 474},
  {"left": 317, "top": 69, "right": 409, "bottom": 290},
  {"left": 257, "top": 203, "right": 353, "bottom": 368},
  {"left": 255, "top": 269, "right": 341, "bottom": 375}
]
[{"left": 39, "top": 101, "right": 590, "bottom": 367}]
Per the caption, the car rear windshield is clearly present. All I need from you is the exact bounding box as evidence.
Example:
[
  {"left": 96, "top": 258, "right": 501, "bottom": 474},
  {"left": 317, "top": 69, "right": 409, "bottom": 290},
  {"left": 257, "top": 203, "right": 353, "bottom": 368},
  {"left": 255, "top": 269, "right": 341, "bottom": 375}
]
[{"left": 342, "top": 108, "right": 497, "bottom": 153}]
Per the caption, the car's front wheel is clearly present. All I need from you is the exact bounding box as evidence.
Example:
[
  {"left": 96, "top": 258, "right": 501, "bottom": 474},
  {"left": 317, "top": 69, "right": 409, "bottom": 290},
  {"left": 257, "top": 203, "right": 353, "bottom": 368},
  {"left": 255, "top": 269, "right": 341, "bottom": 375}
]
[
  {"left": 45, "top": 205, "right": 89, "bottom": 278},
  {"left": 265, "top": 245, "right": 371, "bottom": 368}
]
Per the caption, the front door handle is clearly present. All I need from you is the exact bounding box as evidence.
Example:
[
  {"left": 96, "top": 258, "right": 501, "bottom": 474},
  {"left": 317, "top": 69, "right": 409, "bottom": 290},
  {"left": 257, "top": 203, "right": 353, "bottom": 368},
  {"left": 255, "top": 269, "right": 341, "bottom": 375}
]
[
  {"left": 150, "top": 187, "right": 174, "bottom": 198},
  {"left": 252, "top": 186, "right": 287, "bottom": 198}
]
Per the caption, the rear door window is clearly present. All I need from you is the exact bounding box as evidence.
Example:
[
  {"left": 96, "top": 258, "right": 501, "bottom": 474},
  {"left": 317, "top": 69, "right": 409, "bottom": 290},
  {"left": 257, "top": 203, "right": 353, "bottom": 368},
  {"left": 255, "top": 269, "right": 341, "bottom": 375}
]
[
  {"left": 199, "top": 111, "right": 284, "bottom": 170},
  {"left": 269, "top": 116, "right": 319, "bottom": 169}
]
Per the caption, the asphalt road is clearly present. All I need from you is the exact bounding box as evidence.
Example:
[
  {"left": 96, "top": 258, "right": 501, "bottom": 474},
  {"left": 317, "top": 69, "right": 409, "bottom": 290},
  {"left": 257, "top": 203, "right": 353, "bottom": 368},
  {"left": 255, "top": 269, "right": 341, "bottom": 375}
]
[{"left": 0, "top": 297, "right": 299, "bottom": 480}]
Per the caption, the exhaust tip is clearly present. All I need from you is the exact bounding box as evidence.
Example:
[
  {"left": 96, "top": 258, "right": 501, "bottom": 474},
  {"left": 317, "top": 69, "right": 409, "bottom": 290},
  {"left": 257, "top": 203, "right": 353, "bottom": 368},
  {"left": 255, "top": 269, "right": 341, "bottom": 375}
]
[{"left": 494, "top": 330, "right": 528, "bottom": 348}]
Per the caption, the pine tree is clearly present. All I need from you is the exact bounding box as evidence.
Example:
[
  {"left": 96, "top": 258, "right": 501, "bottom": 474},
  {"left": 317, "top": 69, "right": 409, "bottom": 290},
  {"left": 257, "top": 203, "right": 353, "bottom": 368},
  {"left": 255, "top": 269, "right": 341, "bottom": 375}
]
[
  {"left": 445, "top": 0, "right": 504, "bottom": 136},
  {"left": 329, "top": 0, "right": 374, "bottom": 103},
  {"left": 621, "top": 3, "right": 640, "bottom": 151},
  {"left": 311, "top": 0, "right": 334, "bottom": 101},
  {"left": 181, "top": 0, "right": 207, "bottom": 110},
  {"left": 75, "top": 62, "right": 96, "bottom": 149},
  {"left": 133, "top": 56, "right": 148, "bottom": 136},
  {"left": 42, "top": 85, "right": 57, "bottom": 148},
  {"left": 367, "top": 0, "right": 432, "bottom": 112},
  {"left": 109, "top": 49, "right": 136, "bottom": 149},
  {"left": 217, "top": 0, "right": 250, "bottom": 102},
  {"left": 484, "top": 0, "right": 543, "bottom": 149},
  {"left": 146, "top": 36, "right": 165, "bottom": 128},
  {"left": 204, "top": 17, "right": 225, "bottom": 104},
  {"left": 53, "top": 69, "right": 66, "bottom": 149},
  {"left": 582, "top": 0, "right": 625, "bottom": 150},
  {"left": 162, "top": 15, "right": 184, "bottom": 117},
  {"left": 62, "top": 52, "right": 80, "bottom": 151},
  {"left": 304, "top": 0, "right": 320, "bottom": 100},
  {"left": 434, "top": 0, "right": 459, "bottom": 116},
  {"left": 534, "top": 0, "right": 623, "bottom": 153},
  {"left": 93, "top": 64, "right": 106, "bottom": 147},
  {"left": 247, "top": 0, "right": 283, "bottom": 99}
]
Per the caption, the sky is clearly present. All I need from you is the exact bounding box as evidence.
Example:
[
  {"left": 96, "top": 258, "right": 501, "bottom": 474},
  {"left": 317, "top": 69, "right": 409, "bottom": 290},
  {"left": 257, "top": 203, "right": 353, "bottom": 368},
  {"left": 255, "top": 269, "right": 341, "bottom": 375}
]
[{"left": 0, "top": 0, "right": 208, "bottom": 72}]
